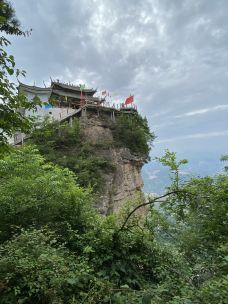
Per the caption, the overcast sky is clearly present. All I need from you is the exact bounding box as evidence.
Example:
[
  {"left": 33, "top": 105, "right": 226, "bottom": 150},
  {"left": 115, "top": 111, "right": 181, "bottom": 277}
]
[{"left": 9, "top": 0, "right": 228, "bottom": 169}]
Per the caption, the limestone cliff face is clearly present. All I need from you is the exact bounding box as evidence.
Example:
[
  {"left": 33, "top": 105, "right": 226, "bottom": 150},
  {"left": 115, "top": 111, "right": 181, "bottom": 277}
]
[{"left": 79, "top": 109, "right": 146, "bottom": 214}]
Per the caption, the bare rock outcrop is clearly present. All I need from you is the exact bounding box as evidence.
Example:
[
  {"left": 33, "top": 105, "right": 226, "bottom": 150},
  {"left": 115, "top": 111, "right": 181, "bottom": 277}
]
[{"left": 79, "top": 109, "right": 146, "bottom": 214}]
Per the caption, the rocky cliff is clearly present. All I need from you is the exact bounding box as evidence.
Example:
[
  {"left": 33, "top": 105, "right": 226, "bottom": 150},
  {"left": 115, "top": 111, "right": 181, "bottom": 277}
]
[
  {"left": 79, "top": 108, "right": 147, "bottom": 214},
  {"left": 30, "top": 106, "right": 152, "bottom": 215}
]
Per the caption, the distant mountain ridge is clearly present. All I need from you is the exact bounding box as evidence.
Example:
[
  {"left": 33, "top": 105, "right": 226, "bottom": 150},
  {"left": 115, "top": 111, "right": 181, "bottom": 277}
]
[{"left": 142, "top": 153, "right": 224, "bottom": 195}]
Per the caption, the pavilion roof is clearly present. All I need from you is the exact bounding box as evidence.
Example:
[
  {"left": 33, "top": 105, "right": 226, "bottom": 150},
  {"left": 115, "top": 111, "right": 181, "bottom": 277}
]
[
  {"left": 18, "top": 82, "right": 103, "bottom": 103},
  {"left": 18, "top": 82, "right": 52, "bottom": 94},
  {"left": 51, "top": 81, "right": 97, "bottom": 95},
  {"left": 19, "top": 82, "right": 97, "bottom": 95}
]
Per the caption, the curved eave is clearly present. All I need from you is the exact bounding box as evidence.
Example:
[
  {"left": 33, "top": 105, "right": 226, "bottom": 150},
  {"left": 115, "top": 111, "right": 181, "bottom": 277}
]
[
  {"left": 51, "top": 89, "right": 81, "bottom": 99},
  {"left": 51, "top": 82, "right": 97, "bottom": 95},
  {"left": 18, "top": 82, "right": 52, "bottom": 94}
]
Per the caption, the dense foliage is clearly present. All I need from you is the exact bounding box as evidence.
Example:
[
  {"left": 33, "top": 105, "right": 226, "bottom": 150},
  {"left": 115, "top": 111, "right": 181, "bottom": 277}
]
[
  {"left": 149, "top": 150, "right": 228, "bottom": 303},
  {"left": 0, "top": 0, "right": 25, "bottom": 36},
  {"left": 0, "top": 146, "right": 227, "bottom": 303},
  {"left": 0, "top": 229, "right": 92, "bottom": 304},
  {"left": 0, "top": 146, "right": 189, "bottom": 303},
  {"left": 0, "top": 146, "right": 94, "bottom": 243},
  {"left": 113, "top": 112, "right": 155, "bottom": 161}
]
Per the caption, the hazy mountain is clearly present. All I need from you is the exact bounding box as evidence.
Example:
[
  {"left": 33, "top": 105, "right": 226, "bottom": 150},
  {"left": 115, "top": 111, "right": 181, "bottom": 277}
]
[{"left": 142, "top": 152, "right": 225, "bottom": 195}]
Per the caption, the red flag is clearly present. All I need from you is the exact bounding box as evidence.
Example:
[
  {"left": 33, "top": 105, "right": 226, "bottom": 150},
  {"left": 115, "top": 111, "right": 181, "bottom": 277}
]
[{"left": 125, "top": 95, "right": 134, "bottom": 105}]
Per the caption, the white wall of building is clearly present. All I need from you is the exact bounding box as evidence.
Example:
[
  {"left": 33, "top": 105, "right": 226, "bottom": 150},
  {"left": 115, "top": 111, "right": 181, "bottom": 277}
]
[
  {"left": 10, "top": 90, "right": 76, "bottom": 145},
  {"left": 24, "top": 91, "right": 75, "bottom": 122}
]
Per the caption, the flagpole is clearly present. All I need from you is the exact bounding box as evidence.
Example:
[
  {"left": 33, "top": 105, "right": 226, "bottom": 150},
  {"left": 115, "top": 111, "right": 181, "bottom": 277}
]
[{"left": 80, "top": 90, "right": 82, "bottom": 107}]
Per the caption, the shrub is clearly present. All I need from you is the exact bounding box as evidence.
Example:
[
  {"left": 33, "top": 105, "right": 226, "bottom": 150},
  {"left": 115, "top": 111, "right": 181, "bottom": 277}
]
[
  {"left": 0, "top": 145, "right": 94, "bottom": 242},
  {"left": 0, "top": 228, "right": 92, "bottom": 304},
  {"left": 113, "top": 113, "right": 155, "bottom": 160},
  {"left": 29, "top": 118, "right": 115, "bottom": 191}
]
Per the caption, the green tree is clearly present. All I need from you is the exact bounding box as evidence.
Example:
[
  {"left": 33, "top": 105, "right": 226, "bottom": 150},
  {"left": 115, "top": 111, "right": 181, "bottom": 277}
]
[
  {"left": 155, "top": 149, "right": 188, "bottom": 190},
  {"left": 0, "top": 0, "right": 26, "bottom": 36},
  {"left": 221, "top": 154, "right": 228, "bottom": 172},
  {"left": 0, "top": 146, "right": 193, "bottom": 303},
  {"left": 113, "top": 112, "right": 155, "bottom": 160},
  {"left": 154, "top": 150, "right": 188, "bottom": 220},
  {"left": 0, "top": 0, "right": 40, "bottom": 152},
  {"left": 149, "top": 150, "right": 228, "bottom": 303},
  {"left": 0, "top": 228, "right": 92, "bottom": 304},
  {"left": 0, "top": 145, "right": 94, "bottom": 242}
]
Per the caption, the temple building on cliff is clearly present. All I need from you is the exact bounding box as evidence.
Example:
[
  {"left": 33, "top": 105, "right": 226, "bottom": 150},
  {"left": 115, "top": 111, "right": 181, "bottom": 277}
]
[
  {"left": 12, "top": 81, "right": 137, "bottom": 145},
  {"left": 19, "top": 81, "right": 103, "bottom": 107},
  {"left": 19, "top": 81, "right": 104, "bottom": 118}
]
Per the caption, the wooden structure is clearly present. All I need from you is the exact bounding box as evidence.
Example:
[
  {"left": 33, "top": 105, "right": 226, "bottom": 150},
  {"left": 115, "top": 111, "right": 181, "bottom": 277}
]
[
  {"left": 50, "top": 81, "right": 104, "bottom": 108},
  {"left": 19, "top": 81, "right": 105, "bottom": 108}
]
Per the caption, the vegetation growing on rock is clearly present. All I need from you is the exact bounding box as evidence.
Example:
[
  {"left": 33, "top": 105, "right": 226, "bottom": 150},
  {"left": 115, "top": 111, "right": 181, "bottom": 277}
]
[
  {"left": 30, "top": 118, "right": 115, "bottom": 191},
  {"left": 113, "top": 112, "right": 155, "bottom": 161},
  {"left": 29, "top": 111, "right": 153, "bottom": 194}
]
